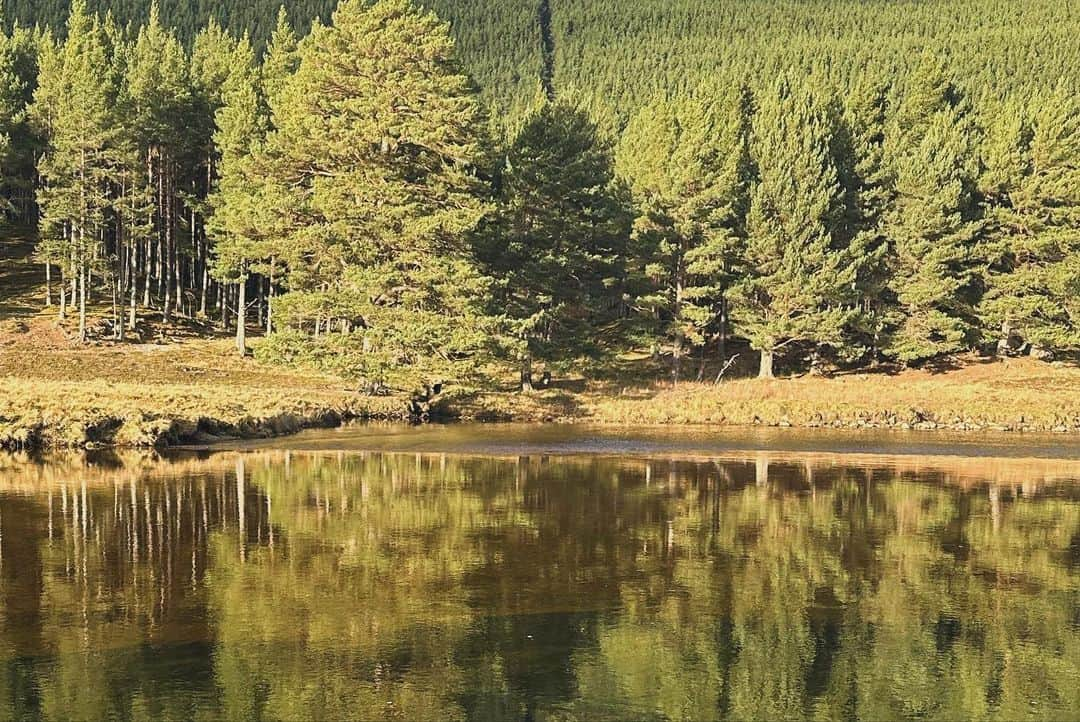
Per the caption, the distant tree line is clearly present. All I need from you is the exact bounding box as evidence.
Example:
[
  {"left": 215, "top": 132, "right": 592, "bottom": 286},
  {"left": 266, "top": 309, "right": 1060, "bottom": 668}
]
[{"left": 0, "top": 0, "right": 1076, "bottom": 386}]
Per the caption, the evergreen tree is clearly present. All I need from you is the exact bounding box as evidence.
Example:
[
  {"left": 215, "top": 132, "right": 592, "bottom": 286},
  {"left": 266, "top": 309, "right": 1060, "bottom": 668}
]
[
  {"left": 0, "top": 26, "right": 37, "bottom": 222},
  {"left": 837, "top": 78, "right": 891, "bottom": 363},
  {"left": 261, "top": 6, "right": 299, "bottom": 113},
  {"left": 31, "top": 0, "right": 120, "bottom": 342},
  {"left": 207, "top": 35, "right": 265, "bottom": 356},
  {"left": 482, "top": 97, "right": 630, "bottom": 390},
  {"left": 728, "top": 77, "right": 860, "bottom": 378},
  {"left": 979, "top": 84, "right": 1080, "bottom": 354},
  {"left": 126, "top": 3, "right": 192, "bottom": 322},
  {"left": 260, "top": 0, "right": 495, "bottom": 384},
  {"left": 617, "top": 85, "right": 750, "bottom": 381},
  {"left": 881, "top": 54, "right": 982, "bottom": 364},
  {"left": 188, "top": 19, "right": 238, "bottom": 320}
]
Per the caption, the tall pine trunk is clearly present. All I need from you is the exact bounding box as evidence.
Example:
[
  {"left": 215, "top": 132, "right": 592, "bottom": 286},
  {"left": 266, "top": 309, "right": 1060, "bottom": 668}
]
[
  {"left": 58, "top": 267, "right": 67, "bottom": 320},
  {"left": 236, "top": 274, "right": 247, "bottom": 356},
  {"left": 266, "top": 269, "right": 275, "bottom": 334},
  {"left": 520, "top": 352, "right": 534, "bottom": 393},
  {"left": 78, "top": 258, "right": 87, "bottom": 344}
]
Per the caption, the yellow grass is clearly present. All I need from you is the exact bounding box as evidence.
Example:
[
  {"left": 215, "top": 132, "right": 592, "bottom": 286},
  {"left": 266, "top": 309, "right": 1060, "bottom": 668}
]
[
  {"left": 452, "top": 356, "right": 1080, "bottom": 433},
  {"left": 5, "top": 232, "right": 1080, "bottom": 446},
  {"left": 0, "top": 317, "right": 407, "bottom": 449}
]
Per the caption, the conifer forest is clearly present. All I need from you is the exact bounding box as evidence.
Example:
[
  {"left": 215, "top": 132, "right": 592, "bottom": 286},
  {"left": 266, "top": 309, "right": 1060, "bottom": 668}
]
[{"left": 0, "top": 0, "right": 1077, "bottom": 385}]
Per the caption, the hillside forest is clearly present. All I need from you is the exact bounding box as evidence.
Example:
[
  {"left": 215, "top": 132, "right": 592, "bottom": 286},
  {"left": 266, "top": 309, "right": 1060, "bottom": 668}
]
[{"left": 0, "top": 0, "right": 1077, "bottom": 386}]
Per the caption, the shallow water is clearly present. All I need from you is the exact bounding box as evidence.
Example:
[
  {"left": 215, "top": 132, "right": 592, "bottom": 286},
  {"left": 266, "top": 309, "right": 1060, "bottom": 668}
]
[{"left": 1, "top": 427, "right": 1079, "bottom": 721}]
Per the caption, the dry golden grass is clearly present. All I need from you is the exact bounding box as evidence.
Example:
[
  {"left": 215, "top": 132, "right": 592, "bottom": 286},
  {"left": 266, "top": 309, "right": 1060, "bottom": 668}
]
[
  {"left": 0, "top": 317, "right": 407, "bottom": 449},
  {"left": 451, "top": 356, "right": 1080, "bottom": 433},
  {"left": 6, "top": 231, "right": 1080, "bottom": 445}
]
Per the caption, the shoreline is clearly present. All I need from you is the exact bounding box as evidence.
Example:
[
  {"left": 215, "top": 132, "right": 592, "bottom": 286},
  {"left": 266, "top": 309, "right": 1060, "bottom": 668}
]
[
  {"left": 3, "top": 380, "right": 1080, "bottom": 452},
  {"left": 3, "top": 324, "right": 1078, "bottom": 451}
]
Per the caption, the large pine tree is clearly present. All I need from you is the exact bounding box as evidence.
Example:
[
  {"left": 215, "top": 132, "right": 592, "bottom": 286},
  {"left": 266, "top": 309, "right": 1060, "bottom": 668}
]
[
  {"left": 207, "top": 35, "right": 266, "bottom": 356},
  {"left": 979, "top": 84, "right": 1080, "bottom": 354},
  {"left": 880, "top": 54, "right": 982, "bottom": 364},
  {"left": 482, "top": 96, "right": 630, "bottom": 390},
  {"left": 260, "top": 0, "right": 494, "bottom": 383},
  {"left": 32, "top": 0, "right": 121, "bottom": 342},
  {"left": 728, "top": 76, "right": 861, "bottom": 378},
  {"left": 616, "top": 85, "right": 751, "bottom": 381}
]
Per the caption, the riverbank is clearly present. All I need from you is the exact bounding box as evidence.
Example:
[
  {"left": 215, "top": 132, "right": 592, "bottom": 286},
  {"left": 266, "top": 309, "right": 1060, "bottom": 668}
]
[
  {"left": 0, "top": 319, "right": 407, "bottom": 450},
  {"left": 3, "top": 315, "right": 1080, "bottom": 449},
  {"left": 449, "top": 356, "right": 1080, "bottom": 433}
]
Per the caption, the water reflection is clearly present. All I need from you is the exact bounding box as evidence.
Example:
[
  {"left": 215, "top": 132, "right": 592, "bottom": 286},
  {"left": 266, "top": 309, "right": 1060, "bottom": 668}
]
[{"left": 0, "top": 447, "right": 1078, "bottom": 721}]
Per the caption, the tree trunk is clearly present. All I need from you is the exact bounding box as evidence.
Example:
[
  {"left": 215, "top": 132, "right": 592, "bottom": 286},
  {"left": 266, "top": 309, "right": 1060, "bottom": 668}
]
[
  {"left": 220, "top": 283, "right": 229, "bottom": 329},
  {"left": 58, "top": 269, "right": 67, "bottom": 320},
  {"left": 672, "top": 334, "right": 683, "bottom": 385},
  {"left": 143, "top": 231, "right": 152, "bottom": 308},
  {"left": 236, "top": 275, "right": 247, "bottom": 356},
  {"left": 45, "top": 263, "right": 52, "bottom": 307},
  {"left": 113, "top": 276, "right": 122, "bottom": 341},
  {"left": 672, "top": 270, "right": 685, "bottom": 385},
  {"left": 129, "top": 270, "right": 138, "bottom": 331},
  {"left": 78, "top": 261, "right": 87, "bottom": 344},
  {"left": 718, "top": 296, "right": 728, "bottom": 363},
  {"left": 520, "top": 353, "right": 534, "bottom": 393},
  {"left": 758, "top": 349, "right": 774, "bottom": 379},
  {"left": 996, "top": 319, "right": 1012, "bottom": 357},
  {"left": 171, "top": 175, "right": 182, "bottom": 318},
  {"left": 266, "top": 269, "right": 274, "bottom": 334},
  {"left": 200, "top": 264, "right": 209, "bottom": 317}
]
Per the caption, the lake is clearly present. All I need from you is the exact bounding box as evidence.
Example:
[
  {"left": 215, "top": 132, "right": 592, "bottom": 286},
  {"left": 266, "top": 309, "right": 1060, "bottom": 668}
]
[{"left": 1, "top": 425, "right": 1079, "bottom": 721}]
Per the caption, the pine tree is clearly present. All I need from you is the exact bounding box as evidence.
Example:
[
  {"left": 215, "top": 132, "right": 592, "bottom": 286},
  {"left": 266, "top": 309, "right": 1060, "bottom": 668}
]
[
  {"left": 979, "top": 84, "right": 1080, "bottom": 355},
  {"left": 31, "top": 0, "right": 121, "bottom": 342},
  {"left": 833, "top": 77, "right": 891, "bottom": 364},
  {"left": 617, "top": 84, "right": 750, "bottom": 381},
  {"left": 190, "top": 19, "right": 239, "bottom": 320},
  {"left": 207, "top": 34, "right": 265, "bottom": 356},
  {"left": 0, "top": 26, "right": 36, "bottom": 222},
  {"left": 482, "top": 97, "right": 630, "bottom": 390},
  {"left": 880, "top": 54, "right": 982, "bottom": 364},
  {"left": 260, "top": 0, "right": 495, "bottom": 384},
  {"left": 261, "top": 6, "right": 299, "bottom": 113},
  {"left": 728, "top": 76, "right": 860, "bottom": 378},
  {"left": 126, "top": 2, "right": 192, "bottom": 322}
]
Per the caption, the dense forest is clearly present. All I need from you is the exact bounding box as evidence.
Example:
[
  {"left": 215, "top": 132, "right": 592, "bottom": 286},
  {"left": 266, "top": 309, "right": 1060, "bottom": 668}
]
[{"left": 0, "top": 0, "right": 1077, "bottom": 386}]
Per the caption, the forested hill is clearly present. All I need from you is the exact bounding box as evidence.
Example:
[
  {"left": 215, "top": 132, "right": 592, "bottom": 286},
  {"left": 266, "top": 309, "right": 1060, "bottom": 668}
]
[
  {"left": 7, "top": 0, "right": 1078, "bottom": 127},
  {"left": 3, "top": 0, "right": 1079, "bottom": 391}
]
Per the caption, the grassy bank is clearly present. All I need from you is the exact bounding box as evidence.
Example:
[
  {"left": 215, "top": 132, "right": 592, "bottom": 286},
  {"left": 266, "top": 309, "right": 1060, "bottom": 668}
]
[
  {"left": 0, "top": 318, "right": 408, "bottom": 450},
  {"left": 5, "top": 317, "right": 1080, "bottom": 448},
  {"left": 5, "top": 314, "right": 1080, "bottom": 449},
  {"left": 6, "top": 233, "right": 1080, "bottom": 447},
  {"left": 450, "top": 357, "right": 1080, "bottom": 434}
]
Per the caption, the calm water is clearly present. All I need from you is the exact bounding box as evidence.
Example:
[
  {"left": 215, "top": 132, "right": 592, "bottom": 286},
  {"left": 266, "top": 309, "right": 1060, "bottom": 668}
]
[{"left": 1, "top": 427, "right": 1079, "bottom": 721}]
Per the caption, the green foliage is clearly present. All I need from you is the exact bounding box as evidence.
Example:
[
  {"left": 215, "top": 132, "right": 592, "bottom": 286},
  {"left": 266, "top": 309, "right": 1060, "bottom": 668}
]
[
  {"left": 728, "top": 76, "right": 862, "bottom": 377},
  {"left": 881, "top": 54, "right": 983, "bottom": 363},
  {"left": 7, "top": 0, "right": 1080, "bottom": 380},
  {"left": 261, "top": 0, "right": 497, "bottom": 383},
  {"left": 480, "top": 97, "right": 631, "bottom": 380},
  {"left": 207, "top": 34, "right": 266, "bottom": 282},
  {"left": 32, "top": 0, "right": 122, "bottom": 341},
  {"left": 617, "top": 84, "right": 751, "bottom": 378},
  {"left": 979, "top": 84, "right": 1080, "bottom": 353}
]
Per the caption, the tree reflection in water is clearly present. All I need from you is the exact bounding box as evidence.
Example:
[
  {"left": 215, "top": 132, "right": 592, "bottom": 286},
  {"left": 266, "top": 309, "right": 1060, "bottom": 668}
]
[{"left": 0, "top": 448, "right": 1077, "bottom": 721}]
